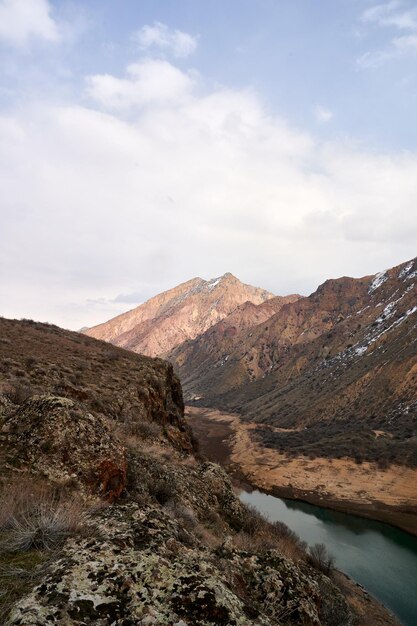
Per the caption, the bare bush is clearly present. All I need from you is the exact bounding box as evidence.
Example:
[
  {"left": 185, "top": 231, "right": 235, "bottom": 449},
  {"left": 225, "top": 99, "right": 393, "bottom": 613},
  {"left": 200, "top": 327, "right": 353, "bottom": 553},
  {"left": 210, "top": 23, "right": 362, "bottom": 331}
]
[
  {"left": 164, "top": 501, "right": 197, "bottom": 532},
  {"left": 129, "top": 419, "right": 161, "bottom": 440},
  {"left": 308, "top": 543, "right": 335, "bottom": 576},
  {"left": 240, "top": 503, "right": 269, "bottom": 535},
  {"left": 3, "top": 383, "right": 33, "bottom": 405},
  {"left": 233, "top": 503, "right": 307, "bottom": 560},
  {"left": 148, "top": 478, "right": 176, "bottom": 505}
]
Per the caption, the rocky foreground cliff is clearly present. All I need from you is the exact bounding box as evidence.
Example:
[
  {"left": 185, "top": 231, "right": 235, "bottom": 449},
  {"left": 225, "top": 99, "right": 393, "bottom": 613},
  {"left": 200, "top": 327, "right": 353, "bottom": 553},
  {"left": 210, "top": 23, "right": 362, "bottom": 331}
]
[{"left": 0, "top": 318, "right": 399, "bottom": 625}]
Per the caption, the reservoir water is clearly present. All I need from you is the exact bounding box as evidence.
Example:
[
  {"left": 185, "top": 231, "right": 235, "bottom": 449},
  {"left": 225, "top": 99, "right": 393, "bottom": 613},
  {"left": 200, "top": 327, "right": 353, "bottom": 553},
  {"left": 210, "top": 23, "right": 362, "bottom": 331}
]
[{"left": 240, "top": 490, "right": 417, "bottom": 626}]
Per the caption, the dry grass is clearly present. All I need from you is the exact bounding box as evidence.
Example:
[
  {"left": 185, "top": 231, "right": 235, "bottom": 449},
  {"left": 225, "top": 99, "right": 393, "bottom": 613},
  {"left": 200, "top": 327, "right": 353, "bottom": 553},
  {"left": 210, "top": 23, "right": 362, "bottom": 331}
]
[
  {"left": 0, "top": 317, "right": 185, "bottom": 453},
  {"left": 2, "top": 382, "right": 33, "bottom": 405},
  {"left": 0, "top": 550, "right": 47, "bottom": 623},
  {"left": 0, "top": 477, "right": 89, "bottom": 623},
  {"left": 232, "top": 503, "right": 307, "bottom": 561},
  {"left": 0, "top": 477, "right": 87, "bottom": 553}
]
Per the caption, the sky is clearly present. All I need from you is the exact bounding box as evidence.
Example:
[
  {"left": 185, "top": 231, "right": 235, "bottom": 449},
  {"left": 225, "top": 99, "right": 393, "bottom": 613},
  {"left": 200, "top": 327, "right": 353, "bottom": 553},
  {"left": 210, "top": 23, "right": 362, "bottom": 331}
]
[{"left": 1, "top": 0, "right": 417, "bottom": 329}]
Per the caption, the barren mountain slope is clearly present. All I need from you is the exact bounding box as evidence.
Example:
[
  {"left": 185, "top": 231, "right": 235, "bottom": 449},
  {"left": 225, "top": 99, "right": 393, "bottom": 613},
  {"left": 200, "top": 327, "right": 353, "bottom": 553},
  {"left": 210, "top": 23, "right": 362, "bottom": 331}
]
[
  {"left": 85, "top": 273, "right": 274, "bottom": 357},
  {"left": 182, "top": 258, "right": 417, "bottom": 466},
  {"left": 170, "top": 294, "right": 302, "bottom": 397},
  {"left": 175, "top": 273, "right": 371, "bottom": 399}
]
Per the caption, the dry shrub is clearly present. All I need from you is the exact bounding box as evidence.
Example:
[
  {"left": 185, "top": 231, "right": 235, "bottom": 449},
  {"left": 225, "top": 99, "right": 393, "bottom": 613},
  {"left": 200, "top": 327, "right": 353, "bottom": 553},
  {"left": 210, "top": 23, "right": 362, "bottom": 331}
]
[
  {"left": 3, "top": 382, "right": 33, "bottom": 405},
  {"left": 240, "top": 503, "right": 268, "bottom": 535},
  {"left": 130, "top": 419, "right": 161, "bottom": 440},
  {"left": 195, "top": 524, "right": 222, "bottom": 549},
  {"left": 148, "top": 477, "right": 176, "bottom": 505},
  {"left": 164, "top": 501, "right": 197, "bottom": 532},
  {"left": 234, "top": 503, "right": 307, "bottom": 560},
  {"left": 308, "top": 543, "right": 335, "bottom": 576},
  {"left": 0, "top": 478, "right": 87, "bottom": 553},
  {"left": 204, "top": 508, "right": 225, "bottom": 534}
]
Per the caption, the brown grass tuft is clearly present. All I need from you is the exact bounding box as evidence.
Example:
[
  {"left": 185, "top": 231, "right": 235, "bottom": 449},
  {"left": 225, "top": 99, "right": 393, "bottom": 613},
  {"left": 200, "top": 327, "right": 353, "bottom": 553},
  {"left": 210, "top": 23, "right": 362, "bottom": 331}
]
[{"left": 0, "top": 477, "right": 87, "bottom": 553}]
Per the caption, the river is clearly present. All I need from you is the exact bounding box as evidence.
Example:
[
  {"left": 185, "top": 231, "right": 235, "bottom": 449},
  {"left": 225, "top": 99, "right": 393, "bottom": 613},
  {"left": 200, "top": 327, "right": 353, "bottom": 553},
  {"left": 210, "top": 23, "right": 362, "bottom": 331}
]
[{"left": 240, "top": 489, "right": 417, "bottom": 626}]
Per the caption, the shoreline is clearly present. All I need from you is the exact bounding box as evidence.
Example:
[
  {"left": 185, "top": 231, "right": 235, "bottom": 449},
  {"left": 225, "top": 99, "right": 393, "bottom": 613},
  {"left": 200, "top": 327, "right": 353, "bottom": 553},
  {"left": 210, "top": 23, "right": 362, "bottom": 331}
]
[
  {"left": 234, "top": 471, "right": 417, "bottom": 537},
  {"left": 186, "top": 405, "right": 417, "bottom": 538},
  {"left": 186, "top": 406, "right": 405, "bottom": 625}
]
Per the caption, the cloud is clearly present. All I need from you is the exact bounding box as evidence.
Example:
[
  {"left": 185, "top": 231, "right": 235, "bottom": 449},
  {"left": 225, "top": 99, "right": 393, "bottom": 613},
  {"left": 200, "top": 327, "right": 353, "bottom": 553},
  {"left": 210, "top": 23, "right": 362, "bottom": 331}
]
[
  {"left": 0, "top": 0, "right": 60, "bottom": 47},
  {"left": 132, "top": 22, "right": 198, "bottom": 58},
  {"left": 393, "top": 33, "right": 417, "bottom": 50},
  {"left": 357, "top": 32, "right": 417, "bottom": 67},
  {"left": 358, "top": 1, "right": 417, "bottom": 66},
  {"left": 113, "top": 292, "right": 144, "bottom": 304},
  {"left": 1, "top": 59, "right": 417, "bottom": 329},
  {"left": 86, "top": 59, "right": 195, "bottom": 110},
  {"left": 357, "top": 49, "right": 392, "bottom": 67},
  {"left": 314, "top": 105, "right": 333, "bottom": 124},
  {"left": 361, "top": 1, "right": 417, "bottom": 30}
]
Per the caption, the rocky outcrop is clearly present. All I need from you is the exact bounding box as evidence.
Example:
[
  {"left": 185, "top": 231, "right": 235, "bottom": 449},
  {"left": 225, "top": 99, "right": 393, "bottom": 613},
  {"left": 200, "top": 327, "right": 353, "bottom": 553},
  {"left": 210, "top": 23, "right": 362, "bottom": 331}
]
[
  {"left": 1, "top": 396, "right": 126, "bottom": 500},
  {"left": 6, "top": 498, "right": 347, "bottom": 626},
  {"left": 85, "top": 273, "right": 275, "bottom": 357}
]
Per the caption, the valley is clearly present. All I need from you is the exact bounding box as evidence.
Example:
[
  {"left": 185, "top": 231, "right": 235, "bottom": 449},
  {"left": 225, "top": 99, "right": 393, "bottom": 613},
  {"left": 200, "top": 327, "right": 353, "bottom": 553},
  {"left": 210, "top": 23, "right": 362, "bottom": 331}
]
[
  {"left": 186, "top": 406, "right": 417, "bottom": 536},
  {"left": 2, "top": 258, "right": 411, "bottom": 624},
  {"left": 1, "top": 317, "right": 396, "bottom": 626},
  {"left": 85, "top": 257, "right": 417, "bottom": 532}
]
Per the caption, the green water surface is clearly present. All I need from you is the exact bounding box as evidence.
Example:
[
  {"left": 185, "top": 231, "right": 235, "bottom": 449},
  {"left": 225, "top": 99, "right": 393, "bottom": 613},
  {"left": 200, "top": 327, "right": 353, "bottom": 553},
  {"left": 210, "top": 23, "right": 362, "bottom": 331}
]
[{"left": 240, "top": 490, "right": 417, "bottom": 626}]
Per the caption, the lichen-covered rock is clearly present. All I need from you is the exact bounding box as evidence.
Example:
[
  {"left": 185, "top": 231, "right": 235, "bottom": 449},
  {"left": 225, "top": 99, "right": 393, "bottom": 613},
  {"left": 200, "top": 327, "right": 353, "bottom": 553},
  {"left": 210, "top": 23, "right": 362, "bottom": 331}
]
[
  {"left": 7, "top": 503, "right": 325, "bottom": 626},
  {"left": 198, "top": 462, "right": 245, "bottom": 528},
  {"left": 1, "top": 396, "right": 126, "bottom": 499},
  {"left": 0, "top": 393, "right": 13, "bottom": 421}
]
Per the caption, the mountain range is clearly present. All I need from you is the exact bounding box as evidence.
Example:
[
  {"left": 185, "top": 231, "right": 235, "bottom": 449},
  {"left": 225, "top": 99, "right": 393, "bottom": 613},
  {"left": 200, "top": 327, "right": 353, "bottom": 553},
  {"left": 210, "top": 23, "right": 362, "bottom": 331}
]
[{"left": 85, "top": 258, "right": 417, "bottom": 468}]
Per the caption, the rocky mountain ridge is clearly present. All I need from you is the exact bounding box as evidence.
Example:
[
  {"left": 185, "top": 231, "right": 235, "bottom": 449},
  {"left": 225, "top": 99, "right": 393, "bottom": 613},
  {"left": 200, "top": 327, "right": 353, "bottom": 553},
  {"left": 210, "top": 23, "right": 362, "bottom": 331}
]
[
  {"left": 174, "top": 257, "right": 417, "bottom": 467},
  {"left": 85, "top": 273, "right": 275, "bottom": 357}
]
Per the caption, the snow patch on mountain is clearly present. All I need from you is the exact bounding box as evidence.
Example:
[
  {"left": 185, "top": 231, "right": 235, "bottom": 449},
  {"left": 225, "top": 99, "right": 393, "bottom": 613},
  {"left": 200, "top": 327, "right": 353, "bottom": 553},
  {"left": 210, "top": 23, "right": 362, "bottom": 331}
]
[{"left": 368, "top": 271, "right": 388, "bottom": 294}]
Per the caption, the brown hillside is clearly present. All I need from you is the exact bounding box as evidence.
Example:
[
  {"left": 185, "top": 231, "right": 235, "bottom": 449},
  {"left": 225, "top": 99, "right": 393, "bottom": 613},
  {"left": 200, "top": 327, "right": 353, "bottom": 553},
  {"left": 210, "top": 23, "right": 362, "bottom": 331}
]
[
  {"left": 170, "top": 294, "right": 301, "bottom": 397},
  {"left": 179, "top": 258, "right": 417, "bottom": 467},
  {"left": 0, "top": 317, "right": 191, "bottom": 453},
  {"left": 0, "top": 318, "right": 385, "bottom": 626}
]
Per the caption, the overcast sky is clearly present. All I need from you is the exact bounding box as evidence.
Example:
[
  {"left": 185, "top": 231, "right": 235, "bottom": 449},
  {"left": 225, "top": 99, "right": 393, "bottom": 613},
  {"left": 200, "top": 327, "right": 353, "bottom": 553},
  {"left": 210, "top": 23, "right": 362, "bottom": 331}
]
[{"left": 1, "top": 0, "right": 417, "bottom": 329}]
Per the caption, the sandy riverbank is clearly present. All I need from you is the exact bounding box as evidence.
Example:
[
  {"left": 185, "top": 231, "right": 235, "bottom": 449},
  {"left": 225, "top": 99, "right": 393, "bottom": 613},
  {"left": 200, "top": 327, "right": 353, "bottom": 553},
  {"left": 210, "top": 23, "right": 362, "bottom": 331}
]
[{"left": 186, "top": 405, "right": 417, "bottom": 536}]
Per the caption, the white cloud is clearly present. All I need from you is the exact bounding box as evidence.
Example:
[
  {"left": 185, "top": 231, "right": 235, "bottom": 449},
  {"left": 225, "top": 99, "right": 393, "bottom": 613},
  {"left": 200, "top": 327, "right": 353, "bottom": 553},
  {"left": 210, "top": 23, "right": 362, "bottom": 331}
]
[
  {"left": 132, "top": 22, "right": 198, "bottom": 58},
  {"left": 314, "top": 105, "right": 333, "bottom": 124},
  {"left": 362, "top": 1, "right": 417, "bottom": 31},
  {"left": 357, "top": 32, "right": 417, "bottom": 67},
  {"left": 357, "top": 49, "right": 392, "bottom": 67},
  {"left": 359, "top": 1, "right": 417, "bottom": 67},
  {"left": 1, "top": 59, "right": 417, "bottom": 329},
  {"left": 393, "top": 33, "right": 417, "bottom": 50},
  {"left": 0, "top": 0, "right": 59, "bottom": 47},
  {"left": 86, "top": 59, "right": 195, "bottom": 110}
]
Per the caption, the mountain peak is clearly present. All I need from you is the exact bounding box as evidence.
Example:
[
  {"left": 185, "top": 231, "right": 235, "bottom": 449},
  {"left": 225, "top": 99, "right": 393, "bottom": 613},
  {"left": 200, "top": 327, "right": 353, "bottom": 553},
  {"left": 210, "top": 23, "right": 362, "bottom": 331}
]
[{"left": 85, "top": 274, "right": 274, "bottom": 356}]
